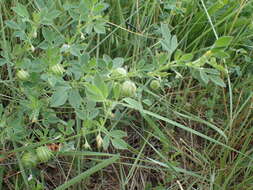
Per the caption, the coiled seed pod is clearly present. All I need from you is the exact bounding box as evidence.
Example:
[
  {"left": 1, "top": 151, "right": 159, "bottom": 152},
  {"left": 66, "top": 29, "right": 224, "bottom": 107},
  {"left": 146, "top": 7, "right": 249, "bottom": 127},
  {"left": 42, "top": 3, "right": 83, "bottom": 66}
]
[
  {"left": 50, "top": 64, "right": 65, "bottom": 75},
  {"left": 112, "top": 67, "right": 127, "bottom": 77},
  {"left": 16, "top": 69, "right": 30, "bottom": 81},
  {"left": 121, "top": 81, "right": 137, "bottom": 97},
  {"left": 36, "top": 146, "right": 53, "bottom": 163},
  {"left": 21, "top": 152, "right": 38, "bottom": 168},
  {"left": 150, "top": 80, "right": 161, "bottom": 90}
]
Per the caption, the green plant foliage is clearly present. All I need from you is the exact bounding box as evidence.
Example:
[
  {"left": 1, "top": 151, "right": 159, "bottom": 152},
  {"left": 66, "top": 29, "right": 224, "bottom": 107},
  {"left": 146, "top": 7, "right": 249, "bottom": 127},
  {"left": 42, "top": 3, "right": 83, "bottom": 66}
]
[{"left": 0, "top": 0, "right": 253, "bottom": 189}]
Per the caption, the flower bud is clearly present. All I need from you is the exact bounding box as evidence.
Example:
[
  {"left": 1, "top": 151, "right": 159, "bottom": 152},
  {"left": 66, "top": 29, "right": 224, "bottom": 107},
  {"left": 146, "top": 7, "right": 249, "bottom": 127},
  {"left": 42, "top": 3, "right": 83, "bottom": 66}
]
[
  {"left": 96, "top": 134, "right": 103, "bottom": 149},
  {"left": 32, "top": 31, "right": 37, "bottom": 38},
  {"left": 81, "top": 33, "right": 85, "bottom": 40},
  {"left": 31, "top": 45, "right": 35, "bottom": 52},
  {"left": 32, "top": 26, "right": 38, "bottom": 38},
  {"left": 84, "top": 140, "right": 91, "bottom": 150}
]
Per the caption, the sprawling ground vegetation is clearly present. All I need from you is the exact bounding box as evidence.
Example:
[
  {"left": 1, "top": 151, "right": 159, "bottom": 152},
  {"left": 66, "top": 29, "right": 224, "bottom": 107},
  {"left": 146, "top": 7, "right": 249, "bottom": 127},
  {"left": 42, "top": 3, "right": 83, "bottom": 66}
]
[{"left": 0, "top": 0, "right": 252, "bottom": 189}]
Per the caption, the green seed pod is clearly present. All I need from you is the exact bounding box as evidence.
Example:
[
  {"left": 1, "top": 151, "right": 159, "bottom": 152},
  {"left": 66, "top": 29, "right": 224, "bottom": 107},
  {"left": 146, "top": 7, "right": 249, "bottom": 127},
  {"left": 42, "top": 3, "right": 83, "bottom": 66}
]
[
  {"left": 112, "top": 67, "right": 127, "bottom": 77},
  {"left": 121, "top": 81, "right": 137, "bottom": 97},
  {"left": 36, "top": 146, "right": 53, "bottom": 163},
  {"left": 21, "top": 152, "right": 38, "bottom": 168},
  {"left": 16, "top": 69, "right": 30, "bottom": 81},
  {"left": 51, "top": 64, "right": 65, "bottom": 75},
  {"left": 150, "top": 80, "right": 161, "bottom": 90}
]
